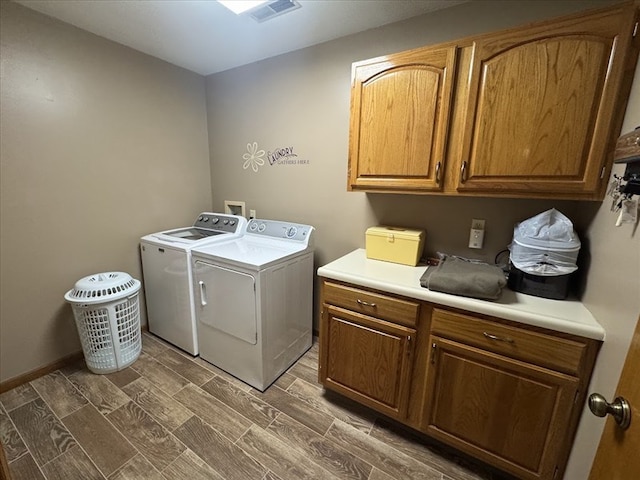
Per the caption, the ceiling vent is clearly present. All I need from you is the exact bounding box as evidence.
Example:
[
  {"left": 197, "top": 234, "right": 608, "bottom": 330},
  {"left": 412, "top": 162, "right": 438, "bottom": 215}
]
[{"left": 249, "top": 0, "right": 301, "bottom": 22}]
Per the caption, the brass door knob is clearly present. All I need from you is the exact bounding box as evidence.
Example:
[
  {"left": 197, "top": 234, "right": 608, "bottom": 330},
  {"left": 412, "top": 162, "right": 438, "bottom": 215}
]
[{"left": 588, "top": 393, "right": 631, "bottom": 430}]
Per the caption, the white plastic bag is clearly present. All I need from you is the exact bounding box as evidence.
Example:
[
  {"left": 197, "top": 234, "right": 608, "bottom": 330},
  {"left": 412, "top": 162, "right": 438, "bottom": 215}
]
[
  {"left": 513, "top": 208, "right": 580, "bottom": 249},
  {"left": 509, "top": 209, "right": 581, "bottom": 276}
]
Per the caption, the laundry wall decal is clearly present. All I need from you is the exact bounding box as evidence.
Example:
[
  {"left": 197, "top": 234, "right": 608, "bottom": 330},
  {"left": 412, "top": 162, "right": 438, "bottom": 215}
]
[{"left": 242, "top": 142, "right": 309, "bottom": 172}]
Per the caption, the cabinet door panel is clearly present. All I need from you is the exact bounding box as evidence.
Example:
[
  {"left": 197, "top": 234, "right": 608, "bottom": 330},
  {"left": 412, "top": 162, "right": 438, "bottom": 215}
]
[
  {"left": 472, "top": 38, "right": 607, "bottom": 178},
  {"left": 359, "top": 66, "right": 440, "bottom": 176},
  {"left": 457, "top": 6, "right": 635, "bottom": 197},
  {"left": 349, "top": 46, "right": 456, "bottom": 191},
  {"left": 425, "top": 337, "right": 578, "bottom": 479},
  {"left": 321, "top": 306, "right": 415, "bottom": 419}
]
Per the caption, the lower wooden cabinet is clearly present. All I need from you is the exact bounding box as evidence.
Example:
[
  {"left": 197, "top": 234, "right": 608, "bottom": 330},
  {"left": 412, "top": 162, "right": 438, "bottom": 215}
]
[
  {"left": 318, "top": 279, "right": 600, "bottom": 480},
  {"left": 424, "top": 336, "right": 578, "bottom": 480},
  {"left": 320, "top": 304, "right": 416, "bottom": 420}
]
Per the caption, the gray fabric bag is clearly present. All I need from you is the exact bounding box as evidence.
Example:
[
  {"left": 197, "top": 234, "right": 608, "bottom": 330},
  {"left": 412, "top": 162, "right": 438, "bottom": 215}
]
[{"left": 420, "top": 255, "right": 506, "bottom": 300}]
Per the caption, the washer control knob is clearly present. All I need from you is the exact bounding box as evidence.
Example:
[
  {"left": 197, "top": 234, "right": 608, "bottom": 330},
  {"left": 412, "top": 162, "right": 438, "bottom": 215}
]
[
  {"left": 198, "top": 216, "right": 203, "bottom": 221},
  {"left": 258, "top": 223, "right": 266, "bottom": 233},
  {"left": 211, "top": 217, "right": 219, "bottom": 224},
  {"left": 202, "top": 217, "right": 209, "bottom": 222},
  {"left": 223, "top": 219, "right": 229, "bottom": 225},
  {"left": 229, "top": 220, "right": 236, "bottom": 226},
  {"left": 286, "top": 226, "right": 297, "bottom": 238},
  {"left": 249, "top": 222, "right": 258, "bottom": 231}
]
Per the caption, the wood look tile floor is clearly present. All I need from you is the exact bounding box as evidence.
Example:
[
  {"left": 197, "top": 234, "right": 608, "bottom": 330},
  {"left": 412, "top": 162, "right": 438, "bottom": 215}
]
[{"left": 1, "top": 333, "right": 512, "bottom": 480}]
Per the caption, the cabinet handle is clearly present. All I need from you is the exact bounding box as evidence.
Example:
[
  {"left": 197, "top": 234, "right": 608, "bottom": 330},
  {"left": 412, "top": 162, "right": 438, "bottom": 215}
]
[
  {"left": 431, "top": 342, "right": 437, "bottom": 364},
  {"left": 356, "top": 299, "right": 377, "bottom": 308},
  {"left": 460, "top": 161, "right": 468, "bottom": 183},
  {"left": 483, "top": 331, "right": 514, "bottom": 343},
  {"left": 435, "top": 161, "right": 442, "bottom": 184}
]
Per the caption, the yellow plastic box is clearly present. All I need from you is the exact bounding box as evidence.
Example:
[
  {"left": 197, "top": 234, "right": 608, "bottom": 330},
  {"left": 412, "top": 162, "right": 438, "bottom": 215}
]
[{"left": 365, "top": 226, "right": 426, "bottom": 266}]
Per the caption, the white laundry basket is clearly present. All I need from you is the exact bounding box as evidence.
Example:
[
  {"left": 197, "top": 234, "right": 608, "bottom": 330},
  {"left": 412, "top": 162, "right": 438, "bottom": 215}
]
[{"left": 64, "top": 272, "right": 142, "bottom": 374}]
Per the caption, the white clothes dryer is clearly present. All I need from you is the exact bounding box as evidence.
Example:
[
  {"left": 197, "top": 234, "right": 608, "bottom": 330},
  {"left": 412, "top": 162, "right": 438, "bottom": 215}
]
[
  {"left": 140, "top": 213, "right": 247, "bottom": 355},
  {"left": 191, "top": 219, "right": 314, "bottom": 391}
]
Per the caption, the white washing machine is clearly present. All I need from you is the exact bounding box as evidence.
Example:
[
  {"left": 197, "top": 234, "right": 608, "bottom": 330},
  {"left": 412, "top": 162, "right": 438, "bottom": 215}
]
[
  {"left": 140, "top": 213, "right": 247, "bottom": 355},
  {"left": 191, "top": 219, "right": 314, "bottom": 391}
]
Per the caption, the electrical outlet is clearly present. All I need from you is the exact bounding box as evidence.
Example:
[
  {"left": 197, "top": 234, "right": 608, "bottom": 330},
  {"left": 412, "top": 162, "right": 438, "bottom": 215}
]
[
  {"left": 469, "top": 229, "right": 485, "bottom": 249},
  {"left": 249, "top": 209, "right": 256, "bottom": 219},
  {"left": 469, "top": 219, "right": 485, "bottom": 249},
  {"left": 471, "top": 219, "right": 485, "bottom": 230}
]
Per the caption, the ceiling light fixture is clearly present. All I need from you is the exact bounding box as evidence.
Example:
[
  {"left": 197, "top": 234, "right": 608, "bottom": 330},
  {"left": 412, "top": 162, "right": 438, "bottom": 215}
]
[{"left": 217, "top": 0, "right": 269, "bottom": 15}]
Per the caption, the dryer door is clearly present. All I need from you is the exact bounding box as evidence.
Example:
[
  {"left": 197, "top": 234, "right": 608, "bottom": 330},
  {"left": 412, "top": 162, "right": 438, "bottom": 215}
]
[{"left": 194, "top": 260, "right": 257, "bottom": 345}]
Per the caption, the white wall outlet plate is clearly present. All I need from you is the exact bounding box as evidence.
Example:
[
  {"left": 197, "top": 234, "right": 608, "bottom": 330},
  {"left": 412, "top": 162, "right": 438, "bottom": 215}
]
[{"left": 469, "top": 228, "right": 485, "bottom": 249}]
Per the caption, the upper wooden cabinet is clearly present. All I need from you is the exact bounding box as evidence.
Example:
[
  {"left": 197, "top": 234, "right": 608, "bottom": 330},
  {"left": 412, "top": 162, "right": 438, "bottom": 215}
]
[
  {"left": 348, "top": 45, "right": 457, "bottom": 192},
  {"left": 455, "top": 4, "right": 639, "bottom": 198},
  {"left": 348, "top": 2, "right": 640, "bottom": 200}
]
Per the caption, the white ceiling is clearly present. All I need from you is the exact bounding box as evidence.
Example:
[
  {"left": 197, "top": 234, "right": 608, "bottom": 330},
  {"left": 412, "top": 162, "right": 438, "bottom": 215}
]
[{"left": 15, "top": 0, "right": 468, "bottom": 76}]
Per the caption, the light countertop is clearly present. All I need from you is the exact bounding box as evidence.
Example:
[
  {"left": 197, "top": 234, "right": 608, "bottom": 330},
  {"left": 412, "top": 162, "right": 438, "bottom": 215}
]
[{"left": 317, "top": 249, "right": 605, "bottom": 341}]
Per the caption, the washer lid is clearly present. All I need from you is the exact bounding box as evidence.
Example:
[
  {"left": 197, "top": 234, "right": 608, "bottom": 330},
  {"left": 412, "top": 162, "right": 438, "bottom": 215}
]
[{"left": 193, "top": 236, "right": 310, "bottom": 270}]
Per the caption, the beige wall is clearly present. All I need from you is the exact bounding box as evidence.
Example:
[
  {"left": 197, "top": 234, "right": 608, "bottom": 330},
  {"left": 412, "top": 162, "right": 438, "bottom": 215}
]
[
  {"left": 204, "top": 1, "right": 636, "bottom": 479},
  {"left": 0, "top": 2, "right": 212, "bottom": 382},
  {"left": 1, "top": 0, "right": 637, "bottom": 477}
]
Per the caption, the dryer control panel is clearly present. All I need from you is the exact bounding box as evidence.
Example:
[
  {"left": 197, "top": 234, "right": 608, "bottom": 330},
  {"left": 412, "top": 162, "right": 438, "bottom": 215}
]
[{"left": 247, "top": 219, "right": 314, "bottom": 245}]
